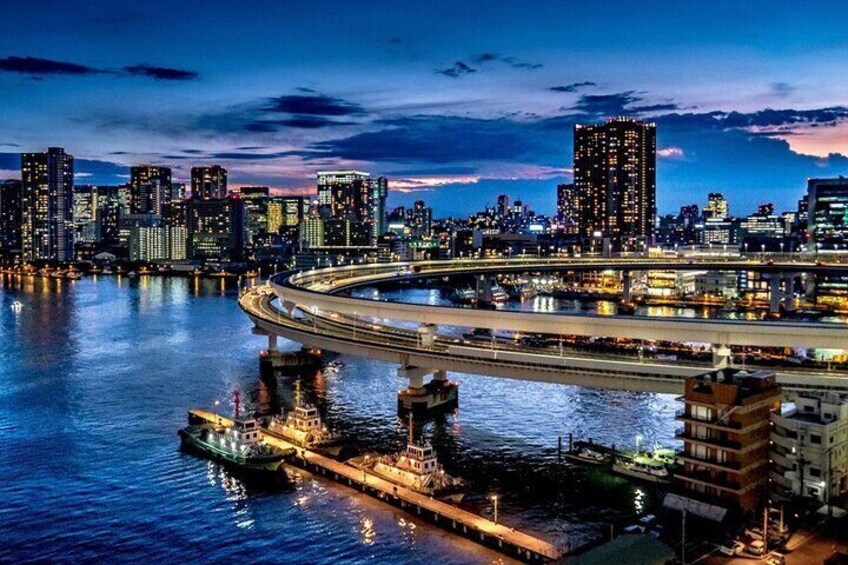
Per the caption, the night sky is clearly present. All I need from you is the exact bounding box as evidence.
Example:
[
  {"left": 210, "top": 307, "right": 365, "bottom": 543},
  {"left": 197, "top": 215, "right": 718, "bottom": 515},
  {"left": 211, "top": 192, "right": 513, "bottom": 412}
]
[{"left": 1, "top": 0, "right": 848, "bottom": 216}]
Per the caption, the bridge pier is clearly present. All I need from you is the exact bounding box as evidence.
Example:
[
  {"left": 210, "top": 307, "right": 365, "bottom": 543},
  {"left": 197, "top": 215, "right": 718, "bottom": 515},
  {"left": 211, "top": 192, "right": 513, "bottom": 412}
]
[
  {"left": 268, "top": 333, "right": 278, "bottom": 352},
  {"left": 397, "top": 365, "right": 458, "bottom": 417},
  {"left": 622, "top": 271, "right": 632, "bottom": 301}
]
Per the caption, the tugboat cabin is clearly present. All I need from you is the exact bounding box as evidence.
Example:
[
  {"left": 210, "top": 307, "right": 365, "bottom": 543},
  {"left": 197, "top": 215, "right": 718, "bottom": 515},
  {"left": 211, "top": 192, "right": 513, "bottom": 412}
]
[
  {"left": 403, "top": 444, "right": 438, "bottom": 472},
  {"left": 232, "top": 418, "right": 262, "bottom": 444},
  {"left": 293, "top": 406, "right": 322, "bottom": 431}
]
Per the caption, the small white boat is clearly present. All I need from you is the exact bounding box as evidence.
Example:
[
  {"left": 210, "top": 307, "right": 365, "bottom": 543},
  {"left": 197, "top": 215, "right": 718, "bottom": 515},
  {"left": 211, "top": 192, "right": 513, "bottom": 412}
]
[
  {"left": 266, "top": 380, "right": 343, "bottom": 449},
  {"left": 10, "top": 300, "right": 23, "bottom": 312},
  {"left": 565, "top": 446, "right": 611, "bottom": 466}
]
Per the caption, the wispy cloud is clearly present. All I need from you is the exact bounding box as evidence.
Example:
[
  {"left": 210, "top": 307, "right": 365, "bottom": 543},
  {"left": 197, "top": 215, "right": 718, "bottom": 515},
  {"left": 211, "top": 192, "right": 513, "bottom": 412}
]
[
  {"left": 549, "top": 82, "right": 597, "bottom": 93},
  {"left": 436, "top": 61, "right": 476, "bottom": 78},
  {"left": 0, "top": 56, "right": 107, "bottom": 76},
  {"left": 123, "top": 64, "right": 198, "bottom": 80}
]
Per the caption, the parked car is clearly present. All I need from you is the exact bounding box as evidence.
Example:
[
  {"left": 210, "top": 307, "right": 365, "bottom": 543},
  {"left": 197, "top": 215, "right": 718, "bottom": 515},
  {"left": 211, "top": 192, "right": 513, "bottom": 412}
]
[
  {"left": 719, "top": 541, "right": 746, "bottom": 556},
  {"left": 764, "top": 552, "right": 786, "bottom": 565},
  {"left": 747, "top": 540, "right": 766, "bottom": 556}
]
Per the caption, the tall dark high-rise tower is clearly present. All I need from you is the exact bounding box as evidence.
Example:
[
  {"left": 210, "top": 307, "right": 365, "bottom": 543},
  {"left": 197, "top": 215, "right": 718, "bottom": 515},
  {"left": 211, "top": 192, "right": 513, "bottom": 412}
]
[
  {"left": 130, "top": 165, "right": 172, "bottom": 214},
  {"left": 0, "top": 179, "right": 23, "bottom": 258},
  {"left": 572, "top": 117, "right": 656, "bottom": 251},
  {"left": 21, "top": 147, "right": 75, "bottom": 261},
  {"left": 191, "top": 165, "right": 228, "bottom": 200}
]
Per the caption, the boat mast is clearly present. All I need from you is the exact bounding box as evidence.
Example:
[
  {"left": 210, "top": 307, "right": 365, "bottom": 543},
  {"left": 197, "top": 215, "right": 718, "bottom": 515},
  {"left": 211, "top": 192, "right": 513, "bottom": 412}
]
[
  {"left": 233, "top": 390, "right": 240, "bottom": 419},
  {"left": 407, "top": 412, "right": 414, "bottom": 445},
  {"left": 295, "top": 379, "right": 301, "bottom": 407}
]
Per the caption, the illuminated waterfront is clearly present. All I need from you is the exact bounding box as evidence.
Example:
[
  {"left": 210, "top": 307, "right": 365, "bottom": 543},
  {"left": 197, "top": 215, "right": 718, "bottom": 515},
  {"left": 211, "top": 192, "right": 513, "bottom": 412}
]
[{"left": 0, "top": 274, "right": 681, "bottom": 562}]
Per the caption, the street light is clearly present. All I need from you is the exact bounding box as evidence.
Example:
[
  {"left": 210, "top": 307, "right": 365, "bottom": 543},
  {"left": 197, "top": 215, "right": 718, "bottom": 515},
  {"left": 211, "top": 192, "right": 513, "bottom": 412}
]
[{"left": 490, "top": 494, "right": 498, "bottom": 524}]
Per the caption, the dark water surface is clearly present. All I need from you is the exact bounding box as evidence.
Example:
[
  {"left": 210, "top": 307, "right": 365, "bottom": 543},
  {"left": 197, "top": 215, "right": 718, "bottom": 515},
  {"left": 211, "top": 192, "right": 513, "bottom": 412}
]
[{"left": 0, "top": 275, "right": 680, "bottom": 564}]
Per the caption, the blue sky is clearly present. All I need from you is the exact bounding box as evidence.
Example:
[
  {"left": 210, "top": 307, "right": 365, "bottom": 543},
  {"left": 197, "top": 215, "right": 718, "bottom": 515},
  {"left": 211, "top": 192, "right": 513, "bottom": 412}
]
[{"left": 1, "top": 0, "right": 848, "bottom": 216}]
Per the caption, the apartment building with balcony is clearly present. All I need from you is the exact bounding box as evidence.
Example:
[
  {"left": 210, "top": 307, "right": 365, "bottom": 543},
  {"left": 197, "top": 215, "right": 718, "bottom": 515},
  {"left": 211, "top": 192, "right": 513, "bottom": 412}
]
[
  {"left": 675, "top": 369, "right": 781, "bottom": 515},
  {"left": 770, "top": 392, "right": 848, "bottom": 504}
]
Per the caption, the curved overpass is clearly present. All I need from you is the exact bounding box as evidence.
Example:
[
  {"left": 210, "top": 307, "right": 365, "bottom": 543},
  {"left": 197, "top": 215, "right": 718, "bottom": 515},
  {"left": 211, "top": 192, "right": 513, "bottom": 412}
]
[
  {"left": 269, "top": 258, "right": 848, "bottom": 350},
  {"left": 240, "top": 283, "right": 848, "bottom": 394}
]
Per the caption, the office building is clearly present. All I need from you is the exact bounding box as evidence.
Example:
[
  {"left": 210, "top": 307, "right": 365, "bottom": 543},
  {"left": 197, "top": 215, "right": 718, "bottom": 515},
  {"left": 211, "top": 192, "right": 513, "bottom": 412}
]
[
  {"left": 806, "top": 177, "right": 848, "bottom": 252},
  {"left": 316, "top": 170, "right": 387, "bottom": 244},
  {"left": 240, "top": 186, "right": 270, "bottom": 241},
  {"left": 675, "top": 369, "right": 781, "bottom": 515},
  {"left": 191, "top": 165, "right": 228, "bottom": 200},
  {"left": 186, "top": 197, "right": 245, "bottom": 261},
  {"left": 119, "top": 214, "right": 161, "bottom": 248},
  {"left": 300, "top": 217, "right": 324, "bottom": 248},
  {"left": 21, "top": 147, "right": 75, "bottom": 262},
  {"left": 410, "top": 200, "right": 432, "bottom": 237},
  {"left": 704, "top": 192, "right": 729, "bottom": 220},
  {"left": 0, "top": 179, "right": 23, "bottom": 258},
  {"left": 130, "top": 165, "right": 172, "bottom": 214},
  {"left": 497, "top": 194, "right": 510, "bottom": 218},
  {"left": 771, "top": 392, "right": 848, "bottom": 503},
  {"left": 573, "top": 118, "right": 656, "bottom": 251}
]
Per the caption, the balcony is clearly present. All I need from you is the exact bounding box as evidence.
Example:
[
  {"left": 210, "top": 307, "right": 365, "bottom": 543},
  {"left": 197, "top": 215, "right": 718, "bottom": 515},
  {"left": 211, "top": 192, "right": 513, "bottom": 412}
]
[
  {"left": 675, "top": 409, "right": 744, "bottom": 430},
  {"left": 676, "top": 429, "right": 742, "bottom": 451},
  {"left": 769, "top": 470, "right": 793, "bottom": 490},
  {"left": 769, "top": 432, "right": 795, "bottom": 451},
  {"left": 675, "top": 467, "right": 744, "bottom": 492},
  {"left": 770, "top": 450, "right": 794, "bottom": 470},
  {"left": 677, "top": 451, "right": 743, "bottom": 473}
]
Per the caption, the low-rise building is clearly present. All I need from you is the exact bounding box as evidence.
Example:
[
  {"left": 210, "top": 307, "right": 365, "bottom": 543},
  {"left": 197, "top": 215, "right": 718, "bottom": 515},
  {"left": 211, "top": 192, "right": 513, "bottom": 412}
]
[{"left": 770, "top": 392, "right": 848, "bottom": 503}]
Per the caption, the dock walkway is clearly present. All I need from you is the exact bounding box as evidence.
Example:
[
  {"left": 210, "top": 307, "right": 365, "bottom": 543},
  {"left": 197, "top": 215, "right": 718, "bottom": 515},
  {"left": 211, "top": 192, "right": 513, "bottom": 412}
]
[{"left": 189, "top": 409, "right": 561, "bottom": 562}]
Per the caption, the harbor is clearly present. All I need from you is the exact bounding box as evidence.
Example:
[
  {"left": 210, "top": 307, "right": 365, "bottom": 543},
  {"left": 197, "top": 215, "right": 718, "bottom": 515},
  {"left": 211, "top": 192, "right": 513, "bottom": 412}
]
[{"left": 188, "top": 408, "right": 562, "bottom": 562}]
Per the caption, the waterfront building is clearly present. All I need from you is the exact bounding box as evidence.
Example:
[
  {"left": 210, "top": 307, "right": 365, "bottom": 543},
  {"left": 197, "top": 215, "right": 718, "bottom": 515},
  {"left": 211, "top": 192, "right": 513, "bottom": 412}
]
[
  {"left": 675, "top": 368, "right": 781, "bottom": 515},
  {"left": 0, "top": 179, "right": 23, "bottom": 258},
  {"left": 741, "top": 205, "right": 786, "bottom": 251},
  {"left": 129, "top": 165, "right": 172, "bottom": 215},
  {"left": 770, "top": 392, "right": 848, "bottom": 504},
  {"left": 806, "top": 177, "right": 848, "bottom": 252},
  {"left": 695, "top": 271, "right": 739, "bottom": 298},
  {"left": 21, "top": 147, "right": 75, "bottom": 262},
  {"left": 73, "top": 185, "right": 99, "bottom": 243},
  {"left": 572, "top": 117, "right": 656, "bottom": 252},
  {"left": 191, "top": 165, "right": 228, "bottom": 200},
  {"left": 120, "top": 213, "right": 161, "bottom": 248},
  {"left": 186, "top": 197, "right": 245, "bottom": 262}
]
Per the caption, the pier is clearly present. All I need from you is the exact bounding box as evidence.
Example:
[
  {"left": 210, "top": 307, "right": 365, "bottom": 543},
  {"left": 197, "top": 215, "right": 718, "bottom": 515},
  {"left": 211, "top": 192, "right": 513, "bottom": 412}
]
[{"left": 189, "top": 409, "right": 561, "bottom": 562}]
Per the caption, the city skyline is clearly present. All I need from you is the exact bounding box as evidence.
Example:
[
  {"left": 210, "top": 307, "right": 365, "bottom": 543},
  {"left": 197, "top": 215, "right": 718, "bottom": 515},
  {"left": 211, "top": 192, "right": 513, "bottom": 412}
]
[{"left": 2, "top": 2, "right": 848, "bottom": 215}]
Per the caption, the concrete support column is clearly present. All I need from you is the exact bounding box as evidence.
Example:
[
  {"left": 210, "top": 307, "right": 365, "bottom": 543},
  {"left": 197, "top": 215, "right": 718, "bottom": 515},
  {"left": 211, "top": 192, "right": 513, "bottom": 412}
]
[
  {"left": 804, "top": 273, "right": 817, "bottom": 301},
  {"left": 397, "top": 365, "right": 431, "bottom": 390},
  {"left": 712, "top": 344, "right": 733, "bottom": 368},
  {"left": 418, "top": 323, "right": 438, "bottom": 348},
  {"left": 268, "top": 333, "right": 278, "bottom": 352},
  {"left": 783, "top": 274, "right": 797, "bottom": 311},
  {"left": 432, "top": 370, "right": 448, "bottom": 382},
  {"left": 622, "top": 271, "right": 632, "bottom": 301},
  {"left": 768, "top": 275, "right": 782, "bottom": 314}
]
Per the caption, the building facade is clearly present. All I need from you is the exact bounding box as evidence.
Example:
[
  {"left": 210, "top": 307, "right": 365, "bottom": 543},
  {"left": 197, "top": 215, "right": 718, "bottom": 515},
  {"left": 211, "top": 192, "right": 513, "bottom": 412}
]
[
  {"left": 129, "top": 165, "right": 172, "bottom": 215},
  {"left": 572, "top": 118, "right": 656, "bottom": 252},
  {"left": 807, "top": 177, "right": 848, "bottom": 252},
  {"left": 771, "top": 392, "right": 848, "bottom": 504},
  {"left": 191, "top": 165, "right": 228, "bottom": 200},
  {"left": 675, "top": 369, "right": 781, "bottom": 515},
  {"left": 0, "top": 179, "right": 22, "bottom": 258},
  {"left": 21, "top": 147, "right": 75, "bottom": 262},
  {"left": 186, "top": 197, "right": 245, "bottom": 262}
]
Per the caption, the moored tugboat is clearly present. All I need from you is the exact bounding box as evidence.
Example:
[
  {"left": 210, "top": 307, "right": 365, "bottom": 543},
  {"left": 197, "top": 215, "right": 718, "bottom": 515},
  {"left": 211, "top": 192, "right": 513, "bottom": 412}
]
[
  {"left": 348, "top": 414, "right": 465, "bottom": 500},
  {"left": 266, "top": 380, "right": 344, "bottom": 450},
  {"left": 611, "top": 444, "right": 676, "bottom": 484},
  {"left": 179, "top": 391, "right": 289, "bottom": 481}
]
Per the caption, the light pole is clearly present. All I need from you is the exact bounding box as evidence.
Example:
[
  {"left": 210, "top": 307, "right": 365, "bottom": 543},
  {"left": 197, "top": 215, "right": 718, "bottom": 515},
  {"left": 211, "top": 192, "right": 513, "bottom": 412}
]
[{"left": 491, "top": 494, "right": 498, "bottom": 524}]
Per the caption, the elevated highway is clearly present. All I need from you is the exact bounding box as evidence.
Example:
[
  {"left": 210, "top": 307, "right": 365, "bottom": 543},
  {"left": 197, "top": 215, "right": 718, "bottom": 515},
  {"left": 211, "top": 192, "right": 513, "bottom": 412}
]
[
  {"left": 269, "top": 258, "right": 848, "bottom": 350},
  {"left": 240, "top": 283, "right": 848, "bottom": 394}
]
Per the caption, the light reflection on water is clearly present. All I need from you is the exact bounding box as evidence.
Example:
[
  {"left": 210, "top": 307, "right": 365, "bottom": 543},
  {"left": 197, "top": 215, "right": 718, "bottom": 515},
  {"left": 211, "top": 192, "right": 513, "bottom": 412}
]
[{"left": 1, "top": 274, "right": 683, "bottom": 562}]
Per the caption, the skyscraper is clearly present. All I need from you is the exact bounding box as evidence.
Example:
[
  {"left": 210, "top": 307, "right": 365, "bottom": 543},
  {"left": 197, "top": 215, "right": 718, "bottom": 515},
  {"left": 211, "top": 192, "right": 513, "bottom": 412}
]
[
  {"left": 0, "top": 179, "right": 22, "bottom": 258},
  {"left": 130, "top": 165, "right": 172, "bottom": 214},
  {"left": 806, "top": 177, "right": 848, "bottom": 251},
  {"left": 186, "top": 197, "right": 245, "bottom": 261},
  {"left": 572, "top": 118, "right": 656, "bottom": 251},
  {"left": 316, "top": 171, "right": 387, "bottom": 244},
  {"left": 21, "top": 147, "right": 75, "bottom": 261},
  {"left": 191, "top": 165, "right": 228, "bottom": 200}
]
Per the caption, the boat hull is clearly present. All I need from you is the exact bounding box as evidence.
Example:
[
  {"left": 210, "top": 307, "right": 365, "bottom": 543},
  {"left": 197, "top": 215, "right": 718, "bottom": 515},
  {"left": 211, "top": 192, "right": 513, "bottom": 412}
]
[{"left": 178, "top": 426, "right": 286, "bottom": 480}]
